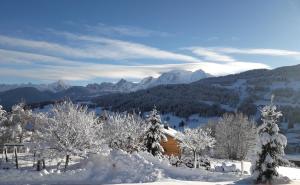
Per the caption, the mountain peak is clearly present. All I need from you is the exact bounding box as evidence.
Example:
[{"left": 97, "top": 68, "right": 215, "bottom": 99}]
[
  {"left": 194, "top": 69, "right": 205, "bottom": 73},
  {"left": 48, "top": 80, "right": 70, "bottom": 92},
  {"left": 154, "top": 69, "right": 210, "bottom": 85},
  {"left": 51, "top": 80, "right": 68, "bottom": 86},
  {"left": 140, "top": 76, "right": 154, "bottom": 85}
]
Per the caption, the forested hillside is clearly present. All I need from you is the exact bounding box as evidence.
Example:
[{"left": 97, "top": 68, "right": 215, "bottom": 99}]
[{"left": 93, "top": 64, "right": 300, "bottom": 124}]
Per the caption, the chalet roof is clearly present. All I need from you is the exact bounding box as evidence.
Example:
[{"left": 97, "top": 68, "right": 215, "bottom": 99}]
[
  {"left": 163, "top": 126, "right": 183, "bottom": 141},
  {"left": 163, "top": 127, "right": 177, "bottom": 137}
]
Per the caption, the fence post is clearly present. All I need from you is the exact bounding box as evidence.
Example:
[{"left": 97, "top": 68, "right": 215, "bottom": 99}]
[
  {"left": 4, "top": 147, "right": 8, "bottom": 163},
  {"left": 14, "top": 147, "right": 18, "bottom": 169}
]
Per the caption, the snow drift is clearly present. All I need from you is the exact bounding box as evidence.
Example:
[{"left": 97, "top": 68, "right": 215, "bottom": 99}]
[{"left": 1, "top": 150, "right": 300, "bottom": 185}]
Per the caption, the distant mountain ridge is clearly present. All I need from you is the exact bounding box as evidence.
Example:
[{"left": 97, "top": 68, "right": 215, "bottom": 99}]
[
  {"left": 0, "top": 69, "right": 212, "bottom": 109},
  {"left": 93, "top": 64, "right": 300, "bottom": 119},
  {"left": 86, "top": 69, "right": 212, "bottom": 93},
  {"left": 0, "top": 80, "right": 70, "bottom": 93}
]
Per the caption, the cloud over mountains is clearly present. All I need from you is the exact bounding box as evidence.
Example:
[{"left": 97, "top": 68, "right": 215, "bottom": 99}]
[{"left": 1, "top": 24, "right": 298, "bottom": 83}]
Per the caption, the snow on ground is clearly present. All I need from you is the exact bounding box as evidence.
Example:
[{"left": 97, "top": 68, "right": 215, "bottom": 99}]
[
  {"left": 112, "top": 179, "right": 300, "bottom": 185},
  {"left": 160, "top": 113, "right": 219, "bottom": 129},
  {"left": 278, "top": 166, "right": 300, "bottom": 180},
  {"left": 1, "top": 151, "right": 300, "bottom": 185}
]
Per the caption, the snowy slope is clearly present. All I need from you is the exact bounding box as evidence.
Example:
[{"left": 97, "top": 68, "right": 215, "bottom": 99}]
[{"left": 0, "top": 151, "right": 299, "bottom": 185}]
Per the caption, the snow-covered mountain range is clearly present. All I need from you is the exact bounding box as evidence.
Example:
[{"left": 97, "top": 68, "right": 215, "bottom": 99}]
[
  {"left": 0, "top": 80, "right": 70, "bottom": 93},
  {"left": 0, "top": 69, "right": 211, "bottom": 94},
  {"left": 0, "top": 69, "right": 212, "bottom": 108},
  {"left": 95, "top": 64, "right": 300, "bottom": 123},
  {"left": 86, "top": 69, "right": 212, "bottom": 93}
]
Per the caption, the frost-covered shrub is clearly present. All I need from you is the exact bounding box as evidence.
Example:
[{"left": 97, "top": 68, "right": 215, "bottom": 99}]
[
  {"left": 102, "top": 112, "right": 146, "bottom": 153},
  {"left": 2, "top": 103, "right": 33, "bottom": 144},
  {"left": 34, "top": 101, "right": 104, "bottom": 169},
  {"left": 0, "top": 105, "right": 8, "bottom": 145},
  {"left": 214, "top": 163, "right": 239, "bottom": 173},
  {"left": 169, "top": 155, "right": 184, "bottom": 167},
  {"left": 251, "top": 97, "right": 289, "bottom": 184},
  {"left": 214, "top": 113, "right": 257, "bottom": 160},
  {"left": 27, "top": 112, "right": 56, "bottom": 170},
  {"left": 176, "top": 127, "right": 215, "bottom": 168},
  {"left": 0, "top": 105, "right": 6, "bottom": 122},
  {"left": 181, "top": 156, "right": 194, "bottom": 168}
]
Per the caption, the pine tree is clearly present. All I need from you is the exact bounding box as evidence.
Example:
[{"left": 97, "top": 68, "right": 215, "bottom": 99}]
[
  {"left": 144, "top": 107, "right": 167, "bottom": 157},
  {"left": 251, "top": 96, "right": 288, "bottom": 184}
]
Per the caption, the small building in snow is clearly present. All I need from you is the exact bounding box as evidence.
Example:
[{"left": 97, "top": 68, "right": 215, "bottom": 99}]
[{"left": 161, "top": 126, "right": 181, "bottom": 156}]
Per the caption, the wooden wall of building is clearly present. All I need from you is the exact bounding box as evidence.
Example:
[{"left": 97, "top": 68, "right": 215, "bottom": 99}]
[{"left": 160, "top": 135, "right": 181, "bottom": 156}]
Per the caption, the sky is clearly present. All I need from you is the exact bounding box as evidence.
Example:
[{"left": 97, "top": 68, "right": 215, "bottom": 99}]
[{"left": 0, "top": 0, "right": 300, "bottom": 85}]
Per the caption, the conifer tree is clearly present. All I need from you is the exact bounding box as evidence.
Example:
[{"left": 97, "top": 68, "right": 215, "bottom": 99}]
[
  {"left": 252, "top": 96, "right": 288, "bottom": 184},
  {"left": 144, "top": 107, "right": 167, "bottom": 157}
]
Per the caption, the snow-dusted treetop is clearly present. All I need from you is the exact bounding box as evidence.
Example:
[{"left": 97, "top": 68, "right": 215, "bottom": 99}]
[
  {"left": 144, "top": 107, "right": 167, "bottom": 157},
  {"left": 102, "top": 112, "right": 146, "bottom": 153},
  {"left": 252, "top": 97, "right": 288, "bottom": 183},
  {"left": 36, "top": 101, "right": 103, "bottom": 157},
  {"left": 176, "top": 127, "right": 215, "bottom": 168}
]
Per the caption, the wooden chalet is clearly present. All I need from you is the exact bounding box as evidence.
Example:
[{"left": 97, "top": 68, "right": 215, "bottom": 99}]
[{"left": 160, "top": 126, "right": 181, "bottom": 156}]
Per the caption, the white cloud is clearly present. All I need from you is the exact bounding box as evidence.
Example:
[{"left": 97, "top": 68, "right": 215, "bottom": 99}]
[
  {"left": 0, "top": 60, "right": 270, "bottom": 81},
  {"left": 194, "top": 61, "right": 270, "bottom": 76},
  {"left": 0, "top": 33, "right": 282, "bottom": 83},
  {"left": 211, "top": 47, "right": 300, "bottom": 58},
  {"left": 52, "top": 31, "right": 201, "bottom": 62},
  {"left": 85, "top": 23, "right": 172, "bottom": 37},
  {"left": 0, "top": 34, "right": 200, "bottom": 63},
  {"left": 0, "top": 49, "right": 83, "bottom": 66},
  {"left": 186, "top": 47, "right": 235, "bottom": 62},
  {"left": 187, "top": 46, "right": 300, "bottom": 63}
]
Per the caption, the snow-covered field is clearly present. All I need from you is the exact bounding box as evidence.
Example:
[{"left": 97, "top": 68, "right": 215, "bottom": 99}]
[{"left": 1, "top": 150, "right": 300, "bottom": 185}]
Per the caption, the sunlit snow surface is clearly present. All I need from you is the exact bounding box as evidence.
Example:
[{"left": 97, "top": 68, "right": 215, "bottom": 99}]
[{"left": 0, "top": 151, "right": 300, "bottom": 185}]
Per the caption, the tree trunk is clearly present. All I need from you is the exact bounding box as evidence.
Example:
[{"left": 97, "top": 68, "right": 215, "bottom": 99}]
[
  {"left": 4, "top": 148, "right": 8, "bottom": 162},
  {"left": 14, "top": 148, "right": 18, "bottom": 169},
  {"left": 65, "top": 155, "right": 70, "bottom": 171},
  {"left": 42, "top": 159, "right": 46, "bottom": 169},
  {"left": 241, "top": 160, "right": 244, "bottom": 175},
  {"left": 33, "top": 151, "right": 36, "bottom": 167},
  {"left": 37, "top": 160, "right": 41, "bottom": 171},
  {"left": 193, "top": 151, "right": 197, "bottom": 169}
]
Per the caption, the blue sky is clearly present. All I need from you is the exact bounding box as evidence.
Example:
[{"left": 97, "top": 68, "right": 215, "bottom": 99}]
[{"left": 0, "top": 0, "right": 300, "bottom": 85}]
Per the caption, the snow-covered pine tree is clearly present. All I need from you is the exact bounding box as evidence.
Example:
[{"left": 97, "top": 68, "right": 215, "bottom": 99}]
[
  {"left": 144, "top": 107, "right": 167, "bottom": 157},
  {"left": 251, "top": 96, "right": 288, "bottom": 184}
]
